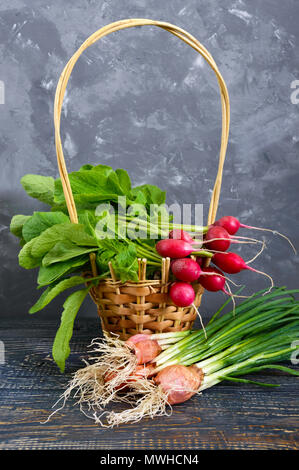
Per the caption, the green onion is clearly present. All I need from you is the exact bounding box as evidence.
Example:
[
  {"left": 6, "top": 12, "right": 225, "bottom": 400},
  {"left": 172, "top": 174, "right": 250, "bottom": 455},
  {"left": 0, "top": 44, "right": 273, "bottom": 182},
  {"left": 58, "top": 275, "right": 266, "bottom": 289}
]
[
  {"left": 155, "top": 289, "right": 297, "bottom": 368},
  {"left": 154, "top": 289, "right": 299, "bottom": 388}
]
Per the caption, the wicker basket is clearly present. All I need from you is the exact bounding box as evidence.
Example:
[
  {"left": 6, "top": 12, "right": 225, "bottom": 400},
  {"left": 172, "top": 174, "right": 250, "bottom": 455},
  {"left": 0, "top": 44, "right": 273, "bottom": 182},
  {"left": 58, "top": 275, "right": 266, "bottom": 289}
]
[{"left": 53, "top": 19, "right": 230, "bottom": 340}]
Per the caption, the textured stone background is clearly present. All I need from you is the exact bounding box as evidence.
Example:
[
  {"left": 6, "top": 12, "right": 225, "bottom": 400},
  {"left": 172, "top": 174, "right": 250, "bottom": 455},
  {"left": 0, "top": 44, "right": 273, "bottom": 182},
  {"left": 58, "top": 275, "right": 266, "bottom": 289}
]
[{"left": 1, "top": 0, "right": 299, "bottom": 321}]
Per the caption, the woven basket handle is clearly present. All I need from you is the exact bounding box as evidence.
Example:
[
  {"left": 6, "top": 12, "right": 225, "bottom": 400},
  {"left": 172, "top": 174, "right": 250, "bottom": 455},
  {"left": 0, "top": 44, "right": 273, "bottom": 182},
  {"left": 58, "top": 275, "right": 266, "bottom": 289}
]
[{"left": 54, "top": 19, "right": 230, "bottom": 226}]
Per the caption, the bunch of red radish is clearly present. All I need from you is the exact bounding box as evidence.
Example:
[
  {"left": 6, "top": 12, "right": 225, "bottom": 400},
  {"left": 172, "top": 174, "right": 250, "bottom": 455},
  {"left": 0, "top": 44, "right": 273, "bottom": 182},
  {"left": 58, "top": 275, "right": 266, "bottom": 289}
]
[{"left": 155, "top": 216, "right": 270, "bottom": 307}]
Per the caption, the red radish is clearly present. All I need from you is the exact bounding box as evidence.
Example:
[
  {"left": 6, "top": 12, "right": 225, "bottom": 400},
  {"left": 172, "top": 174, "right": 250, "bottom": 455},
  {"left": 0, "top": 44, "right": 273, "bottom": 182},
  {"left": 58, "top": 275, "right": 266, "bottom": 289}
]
[
  {"left": 171, "top": 258, "right": 201, "bottom": 282},
  {"left": 213, "top": 251, "right": 263, "bottom": 275},
  {"left": 214, "top": 216, "right": 240, "bottom": 235},
  {"left": 212, "top": 252, "right": 274, "bottom": 292},
  {"left": 169, "top": 282, "right": 195, "bottom": 307},
  {"left": 212, "top": 252, "right": 245, "bottom": 274},
  {"left": 199, "top": 267, "right": 229, "bottom": 294},
  {"left": 156, "top": 239, "right": 194, "bottom": 258},
  {"left": 126, "top": 338, "right": 162, "bottom": 364},
  {"left": 169, "top": 229, "right": 194, "bottom": 243},
  {"left": 154, "top": 364, "right": 203, "bottom": 404},
  {"left": 196, "top": 257, "right": 203, "bottom": 266},
  {"left": 205, "top": 226, "right": 232, "bottom": 252}
]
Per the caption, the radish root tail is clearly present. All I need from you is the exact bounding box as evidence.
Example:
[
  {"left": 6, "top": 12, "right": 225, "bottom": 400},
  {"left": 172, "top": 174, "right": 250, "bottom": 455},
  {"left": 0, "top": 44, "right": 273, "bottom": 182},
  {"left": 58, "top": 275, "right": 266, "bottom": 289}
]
[
  {"left": 202, "top": 237, "right": 260, "bottom": 246},
  {"left": 241, "top": 225, "right": 297, "bottom": 254},
  {"left": 246, "top": 266, "right": 274, "bottom": 295},
  {"left": 224, "top": 281, "right": 236, "bottom": 316},
  {"left": 246, "top": 241, "right": 266, "bottom": 265},
  {"left": 192, "top": 303, "right": 207, "bottom": 339},
  {"left": 231, "top": 235, "right": 265, "bottom": 244}
]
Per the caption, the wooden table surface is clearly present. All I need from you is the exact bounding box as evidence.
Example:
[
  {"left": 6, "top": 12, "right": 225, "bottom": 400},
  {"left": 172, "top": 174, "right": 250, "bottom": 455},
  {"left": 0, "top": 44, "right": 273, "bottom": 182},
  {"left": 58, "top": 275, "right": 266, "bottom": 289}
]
[{"left": 0, "top": 315, "right": 298, "bottom": 450}]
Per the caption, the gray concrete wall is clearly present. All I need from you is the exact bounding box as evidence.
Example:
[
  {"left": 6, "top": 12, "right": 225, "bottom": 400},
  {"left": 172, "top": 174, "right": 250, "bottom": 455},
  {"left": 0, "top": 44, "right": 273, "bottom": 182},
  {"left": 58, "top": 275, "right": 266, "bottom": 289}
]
[{"left": 1, "top": 0, "right": 298, "bottom": 319}]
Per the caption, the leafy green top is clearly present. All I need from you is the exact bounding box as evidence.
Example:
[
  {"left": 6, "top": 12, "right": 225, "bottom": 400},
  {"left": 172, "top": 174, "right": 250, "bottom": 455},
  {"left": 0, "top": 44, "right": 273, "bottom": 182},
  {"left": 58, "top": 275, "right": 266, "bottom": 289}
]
[{"left": 10, "top": 163, "right": 165, "bottom": 372}]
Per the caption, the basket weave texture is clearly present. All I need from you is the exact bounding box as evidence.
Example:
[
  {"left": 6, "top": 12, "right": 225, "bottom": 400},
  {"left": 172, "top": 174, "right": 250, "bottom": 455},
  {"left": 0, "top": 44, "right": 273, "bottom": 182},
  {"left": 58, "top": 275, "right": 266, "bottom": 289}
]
[
  {"left": 89, "top": 258, "right": 204, "bottom": 340},
  {"left": 53, "top": 19, "right": 230, "bottom": 339}
]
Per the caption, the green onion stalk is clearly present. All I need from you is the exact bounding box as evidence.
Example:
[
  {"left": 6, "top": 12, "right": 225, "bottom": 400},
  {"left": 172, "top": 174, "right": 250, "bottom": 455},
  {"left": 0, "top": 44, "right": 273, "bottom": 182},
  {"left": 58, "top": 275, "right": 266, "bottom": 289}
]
[{"left": 152, "top": 288, "right": 299, "bottom": 389}]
